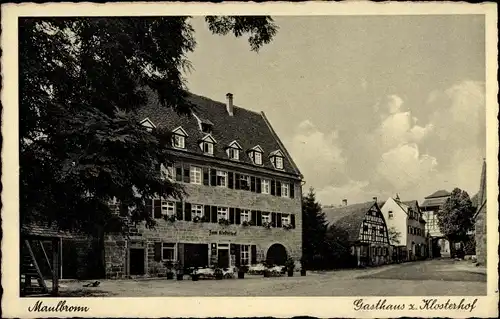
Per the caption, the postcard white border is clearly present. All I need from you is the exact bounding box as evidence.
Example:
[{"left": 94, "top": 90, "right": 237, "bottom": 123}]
[{"left": 2, "top": 2, "right": 498, "bottom": 318}]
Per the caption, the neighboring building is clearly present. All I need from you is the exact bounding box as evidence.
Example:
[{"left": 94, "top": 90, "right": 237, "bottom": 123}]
[
  {"left": 420, "top": 190, "right": 451, "bottom": 258},
  {"left": 102, "top": 92, "right": 304, "bottom": 278},
  {"left": 380, "top": 196, "right": 427, "bottom": 262},
  {"left": 474, "top": 159, "right": 487, "bottom": 265},
  {"left": 323, "top": 201, "right": 391, "bottom": 267}
]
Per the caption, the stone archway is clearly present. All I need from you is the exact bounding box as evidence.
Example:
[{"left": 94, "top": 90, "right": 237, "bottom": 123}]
[{"left": 266, "top": 243, "right": 288, "bottom": 266}]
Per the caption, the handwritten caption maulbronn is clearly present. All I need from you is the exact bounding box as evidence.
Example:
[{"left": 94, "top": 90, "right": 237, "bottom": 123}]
[
  {"left": 28, "top": 300, "right": 90, "bottom": 313},
  {"left": 353, "top": 298, "right": 478, "bottom": 312}
]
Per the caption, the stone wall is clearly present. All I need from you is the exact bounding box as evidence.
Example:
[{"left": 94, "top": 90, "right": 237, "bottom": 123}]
[
  {"left": 104, "top": 236, "right": 127, "bottom": 278},
  {"left": 475, "top": 206, "right": 486, "bottom": 265}
]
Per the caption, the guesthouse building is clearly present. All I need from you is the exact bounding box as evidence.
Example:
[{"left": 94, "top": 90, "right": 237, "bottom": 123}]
[
  {"left": 323, "top": 201, "right": 391, "bottom": 267},
  {"left": 104, "top": 92, "right": 304, "bottom": 278}
]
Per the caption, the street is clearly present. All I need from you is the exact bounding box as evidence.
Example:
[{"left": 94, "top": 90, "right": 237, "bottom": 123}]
[{"left": 56, "top": 259, "right": 486, "bottom": 297}]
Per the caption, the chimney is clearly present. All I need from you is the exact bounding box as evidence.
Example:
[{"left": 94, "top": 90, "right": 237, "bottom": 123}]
[
  {"left": 373, "top": 196, "right": 378, "bottom": 202},
  {"left": 342, "top": 199, "right": 347, "bottom": 206},
  {"left": 226, "top": 93, "right": 234, "bottom": 116}
]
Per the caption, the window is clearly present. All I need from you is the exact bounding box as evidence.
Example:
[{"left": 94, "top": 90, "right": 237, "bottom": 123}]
[
  {"left": 261, "top": 213, "right": 271, "bottom": 224},
  {"left": 173, "top": 135, "right": 185, "bottom": 149},
  {"left": 240, "top": 174, "right": 251, "bottom": 190},
  {"left": 240, "top": 210, "right": 250, "bottom": 223},
  {"left": 254, "top": 152, "right": 262, "bottom": 165},
  {"left": 201, "top": 123, "right": 212, "bottom": 134},
  {"left": 261, "top": 179, "right": 270, "bottom": 194},
  {"left": 274, "top": 156, "right": 284, "bottom": 169},
  {"left": 216, "top": 170, "right": 227, "bottom": 187},
  {"left": 217, "top": 207, "right": 229, "bottom": 220},
  {"left": 281, "top": 183, "right": 290, "bottom": 198},
  {"left": 241, "top": 245, "right": 250, "bottom": 265},
  {"left": 388, "top": 210, "right": 393, "bottom": 219},
  {"left": 281, "top": 214, "right": 291, "bottom": 226},
  {"left": 228, "top": 148, "right": 239, "bottom": 160},
  {"left": 161, "top": 200, "right": 175, "bottom": 216},
  {"left": 202, "top": 142, "right": 214, "bottom": 155},
  {"left": 379, "top": 227, "right": 384, "bottom": 234},
  {"left": 371, "top": 227, "right": 376, "bottom": 241},
  {"left": 192, "top": 204, "right": 203, "bottom": 218},
  {"left": 162, "top": 243, "right": 176, "bottom": 261},
  {"left": 160, "top": 164, "right": 173, "bottom": 181},
  {"left": 190, "top": 166, "right": 202, "bottom": 185},
  {"left": 363, "top": 225, "right": 368, "bottom": 232}
]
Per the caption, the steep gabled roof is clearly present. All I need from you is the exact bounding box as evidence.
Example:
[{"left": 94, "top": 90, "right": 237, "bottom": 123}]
[
  {"left": 137, "top": 91, "right": 301, "bottom": 177},
  {"left": 323, "top": 201, "right": 378, "bottom": 242},
  {"left": 425, "top": 189, "right": 451, "bottom": 199}
]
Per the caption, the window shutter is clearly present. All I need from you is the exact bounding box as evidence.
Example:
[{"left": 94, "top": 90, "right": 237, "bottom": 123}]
[
  {"left": 235, "top": 244, "right": 241, "bottom": 267},
  {"left": 177, "top": 243, "right": 184, "bottom": 267},
  {"left": 251, "top": 245, "right": 257, "bottom": 265},
  {"left": 203, "top": 167, "right": 210, "bottom": 185},
  {"left": 251, "top": 210, "right": 257, "bottom": 225},
  {"left": 276, "top": 213, "right": 282, "bottom": 228},
  {"left": 229, "top": 208, "right": 235, "bottom": 224},
  {"left": 256, "top": 211, "right": 262, "bottom": 226},
  {"left": 204, "top": 205, "right": 210, "bottom": 221},
  {"left": 290, "top": 182, "right": 295, "bottom": 198},
  {"left": 184, "top": 202, "right": 192, "bottom": 221},
  {"left": 211, "top": 206, "right": 217, "bottom": 223},
  {"left": 176, "top": 201, "right": 183, "bottom": 220},
  {"left": 291, "top": 214, "right": 296, "bottom": 229},
  {"left": 183, "top": 165, "right": 190, "bottom": 183},
  {"left": 154, "top": 242, "right": 162, "bottom": 262},
  {"left": 228, "top": 172, "right": 234, "bottom": 189},
  {"left": 276, "top": 181, "right": 282, "bottom": 197},
  {"left": 256, "top": 178, "right": 262, "bottom": 193},
  {"left": 210, "top": 169, "right": 217, "bottom": 186},
  {"left": 145, "top": 199, "right": 153, "bottom": 217},
  {"left": 235, "top": 208, "right": 241, "bottom": 224},
  {"left": 270, "top": 180, "right": 276, "bottom": 195},
  {"left": 153, "top": 199, "right": 162, "bottom": 219},
  {"left": 235, "top": 173, "right": 241, "bottom": 189},
  {"left": 271, "top": 212, "right": 277, "bottom": 227},
  {"left": 250, "top": 176, "right": 256, "bottom": 192},
  {"left": 175, "top": 164, "right": 183, "bottom": 182}
]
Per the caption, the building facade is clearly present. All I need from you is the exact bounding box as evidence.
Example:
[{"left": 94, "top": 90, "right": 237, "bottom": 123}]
[
  {"left": 323, "top": 201, "right": 391, "bottom": 267},
  {"left": 104, "top": 92, "right": 303, "bottom": 278},
  {"left": 420, "top": 190, "right": 451, "bottom": 258},
  {"left": 380, "top": 196, "right": 427, "bottom": 261},
  {"left": 474, "top": 160, "right": 487, "bottom": 265}
]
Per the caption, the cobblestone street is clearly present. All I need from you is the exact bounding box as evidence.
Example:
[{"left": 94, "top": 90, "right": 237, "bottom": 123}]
[{"left": 56, "top": 259, "right": 486, "bottom": 297}]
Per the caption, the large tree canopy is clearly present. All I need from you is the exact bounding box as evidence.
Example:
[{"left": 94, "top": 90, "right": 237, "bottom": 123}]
[
  {"left": 436, "top": 187, "right": 475, "bottom": 243},
  {"left": 20, "top": 16, "right": 278, "bottom": 233}
]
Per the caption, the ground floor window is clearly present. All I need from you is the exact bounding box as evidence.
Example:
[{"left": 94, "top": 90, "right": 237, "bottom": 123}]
[
  {"left": 241, "top": 245, "right": 250, "bottom": 265},
  {"left": 162, "top": 243, "right": 176, "bottom": 262}
]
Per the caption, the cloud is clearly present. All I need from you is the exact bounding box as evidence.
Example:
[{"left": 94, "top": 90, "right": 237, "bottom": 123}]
[
  {"left": 376, "top": 143, "right": 438, "bottom": 190},
  {"left": 288, "top": 120, "right": 347, "bottom": 188},
  {"left": 316, "top": 179, "right": 385, "bottom": 206}
]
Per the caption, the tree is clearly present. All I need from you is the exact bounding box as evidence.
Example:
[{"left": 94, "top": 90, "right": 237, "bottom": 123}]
[
  {"left": 436, "top": 188, "right": 475, "bottom": 244},
  {"left": 324, "top": 224, "right": 354, "bottom": 269},
  {"left": 20, "top": 17, "right": 278, "bottom": 234},
  {"left": 387, "top": 226, "right": 402, "bottom": 245},
  {"left": 301, "top": 187, "right": 328, "bottom": 269}
]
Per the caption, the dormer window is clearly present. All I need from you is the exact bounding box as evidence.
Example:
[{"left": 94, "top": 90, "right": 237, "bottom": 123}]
[
  {"left": 172, "top": 127, "right": 188, "bottom": 149},
  {"left": 199, "top": 134, "right": 217, "bottom": 156},
  {"left": 270, "top": 150, "right": 285, "bottom": 170},
  {"left": 248, "top": 146, "right": 264, "bottom": 165},
  {"left": 140, "top": 118, "right": 156, "bottom": 132},
  {"left": 227, "top": 141, "right": 242, "bottom": 161},
  {"left": 201, "top": 123, "right": 213, "bottom": 134}
]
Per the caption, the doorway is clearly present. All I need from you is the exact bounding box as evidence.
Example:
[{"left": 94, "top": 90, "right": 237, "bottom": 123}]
[
  {"left": 129, "top": 248, "right": 145, "bottom": 275},
  {"left": 217, "top": 249, "right": 229, "bottom": 269},
  {"left": 266, "top": 243, "right": 288, "bottom": 266}
]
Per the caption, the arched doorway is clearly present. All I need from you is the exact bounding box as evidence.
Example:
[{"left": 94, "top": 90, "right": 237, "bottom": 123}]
[{"left": 266, "top": 243, "right": 288, "bottom": 266}]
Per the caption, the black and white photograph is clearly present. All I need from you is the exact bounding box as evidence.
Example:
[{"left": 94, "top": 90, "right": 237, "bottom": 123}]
[{"left": 1, "top": 2, "right": 498, "bottom": 318}]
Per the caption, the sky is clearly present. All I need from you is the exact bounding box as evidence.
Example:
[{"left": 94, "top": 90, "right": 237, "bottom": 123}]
[{"left": 184, "top": 15, "right": 486, "bottom": 206}]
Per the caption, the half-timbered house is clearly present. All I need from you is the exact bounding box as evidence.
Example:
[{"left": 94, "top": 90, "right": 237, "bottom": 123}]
[{"left": 323, "top": 201, "right": 391, "bottom": 267}]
